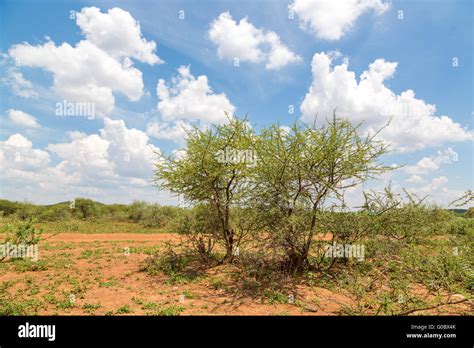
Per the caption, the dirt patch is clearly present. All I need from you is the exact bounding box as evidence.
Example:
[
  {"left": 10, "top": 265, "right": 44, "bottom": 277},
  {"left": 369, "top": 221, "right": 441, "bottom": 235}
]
[{"left": 0, "top": 232, "right": 471, "bottom": 316}]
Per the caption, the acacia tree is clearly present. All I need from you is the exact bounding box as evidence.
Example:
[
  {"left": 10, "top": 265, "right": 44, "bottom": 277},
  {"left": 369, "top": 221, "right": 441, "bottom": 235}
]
[
  {"left": 252, "top": 115, "right": 391, "bottom": 270},
  {"left": 153, "top": 116, "right": 255, "bottom": 260},
  {"left": 73, "top": 198, "right": 97, "bottom": 219}
]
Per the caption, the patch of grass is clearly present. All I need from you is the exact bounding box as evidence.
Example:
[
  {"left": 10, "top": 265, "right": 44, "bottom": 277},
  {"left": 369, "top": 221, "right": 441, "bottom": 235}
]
[
  {"left": 12, "top": 258, "right": 47, "bottom": 272},
  {"left": 39, "top": 220, "right": 171, "bottom": 235},
  {"left": 43, "top": 293, "right": 58, "bottom": 305},
  {"left": 42, "top": 242, "right": 76, "bottom": 251},
  {"left": 0, "top": 295, "right": 44, "bottom": 315},
  {"left": 57, "top": 300, "right": 74, "bottom": 309},
  {"left": 82, "top": 303, "right": 101, "bottom": 313},
  {"left": 263, "top": 289, "right": 288, "bottom": 304},
  {"left": 116, "top": 305, "right": 132, "bottom": 314},
  {"left": 45, "top": 253, "right": 75, "bottom": 269},
  {"left": 142, "top": 302, "right": 159, "bottom": 310},
  {"left": 99, "top": 280, "right": 117, "bottom": 288},
  {"left": 210, "top": 278, "right": 227, "bottom": 291},
  {"left": 182, "top": 290, "right": 195, "bottom": 299},
  {"left": 131, "top": 297, "right": 144, "bottom": 305},
  {"left": 156, "top": 305, "right": 185, "bottom": 316},
  {"left": 130, "top": 245, "right": 161, "bottom": 255},
  {"left": 80, "top": 248, "right": 106, "bottom": 259},
  {"left": 143, "top": 249, "right": 203, "bottom": 285}
]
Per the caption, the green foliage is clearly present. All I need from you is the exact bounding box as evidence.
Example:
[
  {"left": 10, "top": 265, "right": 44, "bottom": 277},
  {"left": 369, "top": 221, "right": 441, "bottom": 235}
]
[
  {"left": 156, "top": 305, "right": 185, "bottom": 316},
  {"left": 15, "top": 202, "right": 40, "bottom": 220},
  {"left": 447, "top": 216, "right": 474, "bottom": 236},
  {"left": 143, "top": 246, "right": 190, "bottom": 276},
  {"left": 72, "top": 198, "right": 98, "bottom": 219},
  {"left": 143, "top": 245, "right": 204, "bottom": 284},
  {"left": 402, "top": 245, "right": 473, "bottom": 293},
  {"left": 263, "top": 288, "right": 288, "bottom": 304},
  {"left": 99, "top": 204, "right": 129, "bottom": 220},
  {"left": 116, "top": 305, "right": 132, "bottom": 314},
  {"left": 0, "top": 199, "right": 20, "bottom": 216},
  {"left": 465, "top": 207, "right": 474, "bottom": 218},
  {"left": 142, "top": 204, "right": 180, "bottom": 228},
  {"left": 0, "top": 293, "right": 44, "bottom": 315},
  {"left": 12, "top": 258, "right": 47, "bottom": 272},
  {"left": 154, "top": 116, "right": 256, "bottom": 259},
  {"left": 361, "top": 187, "right": 452, "bottom": 242},
  {"left": 128, "top": 201, "right": 148, "bottom": 222},
  {"left": 2, "top": 218, "right": 42, "bottom": 246},
  {"left": 39, "top": 205, "right": 72, "bottom": 221},
  {"left": 251, "top": 115, "right": 390, "bottom": 269},
  {"left": 127, "top": 201, "right": 183, "bottom": 229}
]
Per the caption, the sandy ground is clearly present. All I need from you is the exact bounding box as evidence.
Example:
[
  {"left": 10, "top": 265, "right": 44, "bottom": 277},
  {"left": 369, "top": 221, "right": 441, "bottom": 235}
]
[{"left": 0, "top": 233, "right": 471, "bottom": 316}]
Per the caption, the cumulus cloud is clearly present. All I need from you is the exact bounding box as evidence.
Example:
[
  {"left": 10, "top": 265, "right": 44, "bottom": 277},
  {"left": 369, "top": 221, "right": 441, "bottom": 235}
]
[
  {"left": 150, "top": 65, "right": 235, "bottom": 144},
  {"left": 406, "top": 175, "right": 424, "bottom": 184},
  {"left": 48, "top": 117, "right": 160, "bottom": 180},
  {"left": 8, "top": 7, "right": 160, "bottom": 116},
  {"left": 3, "top": 68, "right": 38, "bottom": 99},
  {"left": 76, "top": 6, "right": 163, "bottom": 65},
  {"left": 0, "top": 134, "right": 50, "bottom": 171},
  {"left": 404, "top": 176, "right": 464, "bottom": 206},
  {"left": 208, "top": 12, "right": 301, "bottom": 70},
  {"left": 0, "top": 118, "right": 163, "bottom": 204},
  {"left": 289, "top": 0, "right": 390, "bottom": 40},
  {"left": 146, "top": 120, "right": 193, "bottom": 144},
  {"left": 99, "top": 117, "right": 160, "bottom": 178},
  {"left": 7, "top": 109, "right": 40, "bottom": 128},
  {"left": 156, "top": 65, "right": 235, "bottom": 128},
  {"left": 404, "top": 148, "right": 458, "bottom": 176},
  {"left": 48, "top": 133, "right": 114, "bottom": 179},
  {"left": 300, "top": 52, "right": 473, "bottom": 151}
]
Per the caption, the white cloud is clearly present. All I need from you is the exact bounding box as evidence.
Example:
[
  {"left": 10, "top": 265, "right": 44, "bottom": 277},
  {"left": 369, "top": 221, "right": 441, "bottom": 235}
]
[
  {"left": 289, "top": 0, "right": 390, "bottom": 40},
  {"left": 99, "top": 117, "right": 160, "bottom": 178},
  {"left": 48, "top": 117, "right": 160, "bottom": 180},
  {"left": 406, "top": 175, "right": 424, "bottom": 184},
  {"left": 146, "top": 120, "right": 193, "bottom": 144},
  {"left": 300, "top": 52, "right": 473, "bottom": 151},
  {"left": 431, "top": 176, "right": 449, "bottom": 188},
  {"left": 404, "top": 148, "right": 458, "bottom": 175},
  {"left": 404, "top": 176, "right": 464, "bottom": 206},
  {"left": 171, "top": 148, "right": 188, "bottom": 160},
  {"left": 76, "top": 6, "right": 163, "bottom": 65},
  {"left": 208, "top": 12, "right": 301, "bottom": 70},
  {"left": 67, "top": 130, "right": 88, "bottom": 140},
  {"left": 0, "top": 134, "right": 50, "bottom": 171},
  {"left": 9, "top": 40, "right": 144, "bottom": 117},
  {"left": 48, "top": 133, "right": 114, "bottom": 179},
  {"left": 3, "top": 68, "right": 38, "bottom": 98},
  {"left": 0, "top": 119, "right": 163, "bottom": 204},
  {"left": 8, "top": 7, "right": 160, "bottom": 116},
  {"left": 157, "top": 65, "right": 235, "bottom": 125},
  {"left": 7, "top": 109, "right": 40, "bottom": 128}
]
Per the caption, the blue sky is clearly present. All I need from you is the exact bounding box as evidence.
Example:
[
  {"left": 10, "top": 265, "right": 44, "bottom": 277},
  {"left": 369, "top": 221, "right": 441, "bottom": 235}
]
[{"left": 0, "top": 0, "right": 472, "bottom": 206}]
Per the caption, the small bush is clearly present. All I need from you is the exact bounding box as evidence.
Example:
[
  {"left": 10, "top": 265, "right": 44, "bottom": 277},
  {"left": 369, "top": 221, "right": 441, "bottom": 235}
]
[
  {"left": 156, "top": 305, "right": 185, "bottom": 316},
  {"left": 447, "top": 217, "right": 474, "bottom": 236},
  {"left": 39, "top": 206, "right": 71, "bottom": 222},
  {"left": 2, "top": 218, "right": 42, "bottom": 246}
]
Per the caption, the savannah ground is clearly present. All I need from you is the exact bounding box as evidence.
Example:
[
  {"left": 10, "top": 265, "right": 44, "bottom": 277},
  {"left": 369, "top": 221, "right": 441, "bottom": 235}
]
[{"left": 0, "top": 219, "right": 472, "bottom": 316}]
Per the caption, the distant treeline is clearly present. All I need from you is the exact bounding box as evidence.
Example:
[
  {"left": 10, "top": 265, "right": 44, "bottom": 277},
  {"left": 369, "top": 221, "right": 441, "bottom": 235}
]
[
  {"left": 1, "top": 198, "right": 472, "bottom": 231},
  {"left": 0, "top": 198, "right": 187, "bottom": 229}
]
